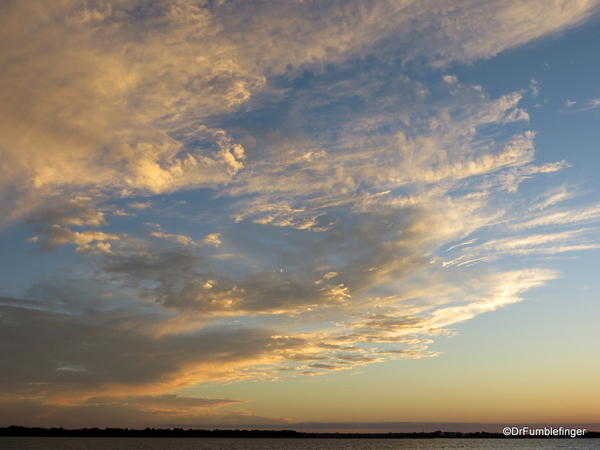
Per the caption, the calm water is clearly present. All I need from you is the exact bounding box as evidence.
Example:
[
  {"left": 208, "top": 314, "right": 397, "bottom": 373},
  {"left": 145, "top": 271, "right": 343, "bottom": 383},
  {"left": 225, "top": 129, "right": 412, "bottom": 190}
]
[{"left": 2, "top": 438, "right": 600, "bottom": 450}]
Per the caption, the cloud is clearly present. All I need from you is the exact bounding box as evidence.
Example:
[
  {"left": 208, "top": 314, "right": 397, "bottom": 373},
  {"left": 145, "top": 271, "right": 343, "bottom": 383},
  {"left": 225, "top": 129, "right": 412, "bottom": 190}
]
[
  {"left": 443, "top": 75, "right": 459, "bottom": 84},
  {"left": 1, "top": 2, "right": 251, "bottom": 223},
  {"left": 428, "top": 269, "right": 556, "bottom": 326},
  {"left": 228, "top": 79, "right": 532, "bottom": 234},
  {"left": 514, "top": 204, "right": 600, "bottom": 230},
  {"left": 203, "top": 233, "right": 222, "bottom": 247},
  {"left": 3, "top": 0, "right": 600, "bottom": 428},
  {"left": 0, "top": 394, "right": 296, "bottom": 429},
  {"left": 566, "top": 97, "right": 600, "bottom": 112},
  {"left": 584, "top": 98, "right": 600, "bottom": 109},
  {"left": 30, "top": 225, "right": 120, "bottom": 254},
  {"left": 6, "top": 67, "right": 591, "bottom": 420},
  {"left": 0, "top": 301, "right": 312, "bottom": 401},
  {"left": 2, "top": 0, "right": 599, "bottom": 225},
  {"left": 149, "top": 230, "right": 201, "bottom": 247},
  {"left": 9, "top": 67, "right": 586, "bottom": 397},
  {"left": 118, "top": 394, "right": 240, "bottom": 411},
  {"left": 97, "top": 244, "right": 353, "bottom": 316},
  {"left": 25, "top": 197, "right": 107, "bottom": 228},
  {"left": 129, "top": 201, "right": 153, "bottom": 210},
  {"left": 530, "top": 78, "right": 539, "bottom": 97},
  {"left": 529, "top": 186, "right": 575, "bottom": 211},
  {"left": 443, "top": 229, "right": 600, "bottom": 268}
]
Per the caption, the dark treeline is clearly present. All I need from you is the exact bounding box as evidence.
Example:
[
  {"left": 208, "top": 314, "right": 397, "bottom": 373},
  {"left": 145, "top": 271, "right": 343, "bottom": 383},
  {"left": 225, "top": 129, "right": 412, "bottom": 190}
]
[{"left": 1, "top": 426, "right": 599, "bottom": 439}]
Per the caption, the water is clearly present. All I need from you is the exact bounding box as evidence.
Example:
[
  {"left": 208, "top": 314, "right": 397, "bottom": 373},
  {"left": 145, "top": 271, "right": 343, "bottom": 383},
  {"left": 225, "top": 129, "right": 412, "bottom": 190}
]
[{"left": 1, "top": 438, "right": 600, "bottom": 450}]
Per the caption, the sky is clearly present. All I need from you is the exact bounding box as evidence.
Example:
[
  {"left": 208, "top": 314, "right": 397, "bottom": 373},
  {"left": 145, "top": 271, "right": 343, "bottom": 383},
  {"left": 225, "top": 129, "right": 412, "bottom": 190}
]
[{"left": 2, "top": 0, "right": 600, "bottom": 432}]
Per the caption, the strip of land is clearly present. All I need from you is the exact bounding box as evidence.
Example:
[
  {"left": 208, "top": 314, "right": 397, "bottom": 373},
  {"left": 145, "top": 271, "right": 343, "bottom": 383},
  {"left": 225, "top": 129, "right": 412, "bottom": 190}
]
[{"left": 1, "top": 426, "right": 598, "bottom": 439}]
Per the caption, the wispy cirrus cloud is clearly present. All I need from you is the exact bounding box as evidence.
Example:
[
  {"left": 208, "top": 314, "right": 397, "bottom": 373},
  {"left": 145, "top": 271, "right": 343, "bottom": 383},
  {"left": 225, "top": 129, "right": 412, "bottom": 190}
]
[
  {"left": 443, "top": 229, "right": 600, "bottom": 267},
  {"left": 514, "top": 204, "right": 600, "bottom": 230},
  {"left": 567, "top": 97, "right": 600, "bottom": 112}
]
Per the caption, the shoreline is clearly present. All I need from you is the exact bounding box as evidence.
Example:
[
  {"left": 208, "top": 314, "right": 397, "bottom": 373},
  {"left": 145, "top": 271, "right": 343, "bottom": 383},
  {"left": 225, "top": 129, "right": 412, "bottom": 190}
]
[{"left": 2, "top": 426, "right": 599, "bottom": 439}]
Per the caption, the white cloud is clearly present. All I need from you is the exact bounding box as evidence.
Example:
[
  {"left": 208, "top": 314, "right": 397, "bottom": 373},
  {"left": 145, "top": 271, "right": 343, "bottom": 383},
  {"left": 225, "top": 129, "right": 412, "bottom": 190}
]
[
  {"left": 530, "top": 186, "right": 575, "bottom": 211},
  {"left": 566, "top": 97, "right": 600, "bottom": 112},
  {"left": 428, "top": 269, "right": 556, "bottom": 326},
  {"left": 443, "top": 229, "right": 600, "bottom": 267},
  {"left": 514, "top": 204, "right": 600, "bottom": 229},
  {"left": 443, "top": 75, "right": 459, "bottom": 84},
  {"left": 530, "top": 78, "right": 539, "bottom": 97}
]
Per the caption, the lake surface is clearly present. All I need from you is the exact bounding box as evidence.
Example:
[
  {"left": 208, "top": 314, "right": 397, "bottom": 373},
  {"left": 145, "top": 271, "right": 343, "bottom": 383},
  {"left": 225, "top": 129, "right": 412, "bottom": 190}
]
[{"left": 2, "top": 438, "right": 600, "bottom": 450}]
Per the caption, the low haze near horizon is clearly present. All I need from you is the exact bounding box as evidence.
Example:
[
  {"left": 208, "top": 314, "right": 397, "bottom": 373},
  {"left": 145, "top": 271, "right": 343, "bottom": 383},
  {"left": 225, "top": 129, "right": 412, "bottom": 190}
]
[{"left": 2, "top": 0, "right": 600, "bottom": 431}]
